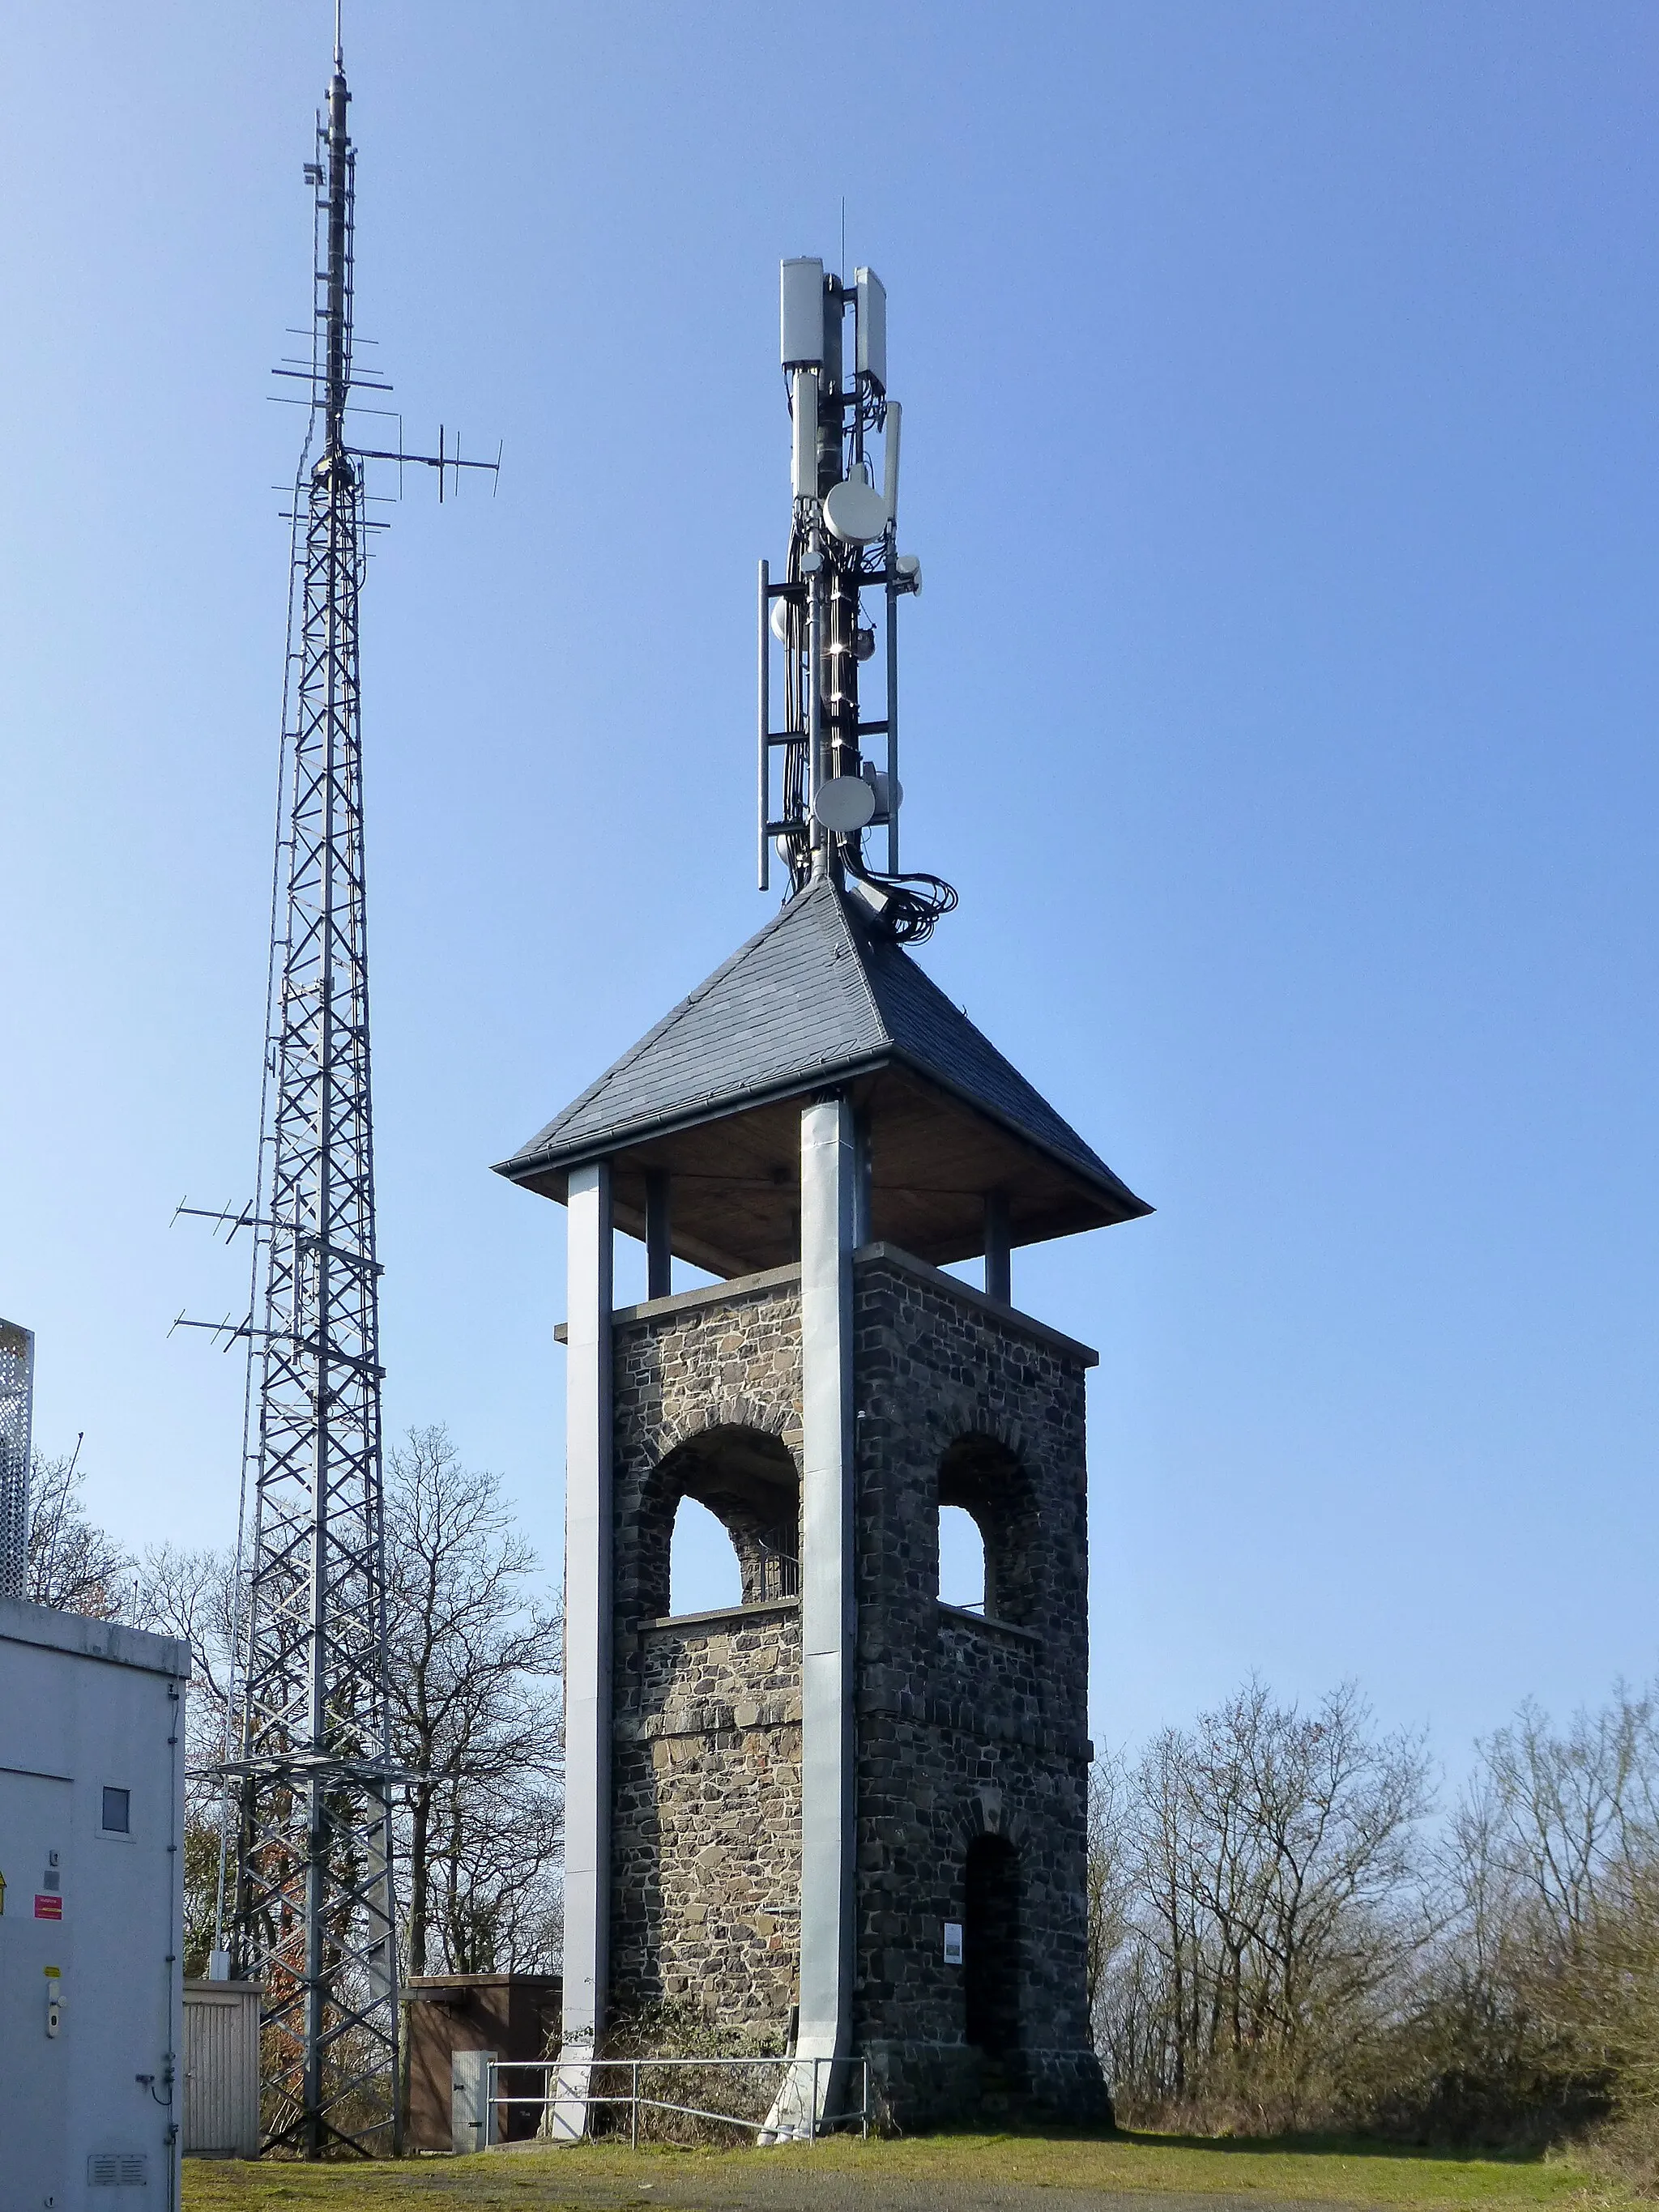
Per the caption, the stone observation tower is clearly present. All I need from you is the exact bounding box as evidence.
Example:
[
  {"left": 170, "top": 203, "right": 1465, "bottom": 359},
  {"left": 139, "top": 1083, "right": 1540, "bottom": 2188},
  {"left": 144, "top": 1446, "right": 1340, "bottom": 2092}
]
[{"left": 496, "top": 260, "right": 1149, "bottom": 2132}]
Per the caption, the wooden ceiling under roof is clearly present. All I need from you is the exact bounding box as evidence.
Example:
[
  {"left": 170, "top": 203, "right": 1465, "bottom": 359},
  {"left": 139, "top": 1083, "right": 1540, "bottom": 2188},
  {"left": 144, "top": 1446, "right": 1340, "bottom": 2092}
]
[
  {"left": 506, "top": 1060, "right": 1145, "bottom": 1278},
  {"left": 496, "top": 879, "right": 1150, "bottom": 1276}
]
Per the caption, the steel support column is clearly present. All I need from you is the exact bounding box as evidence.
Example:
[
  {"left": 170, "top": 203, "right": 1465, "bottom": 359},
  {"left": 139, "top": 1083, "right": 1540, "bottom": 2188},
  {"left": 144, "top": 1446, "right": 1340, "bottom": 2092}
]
[
  {"left": 791, "top": 1093, "right": 857, "bottom": 2130},
  {"left": 552, "top": 1160, "right": 614, "bottom": 2140}
]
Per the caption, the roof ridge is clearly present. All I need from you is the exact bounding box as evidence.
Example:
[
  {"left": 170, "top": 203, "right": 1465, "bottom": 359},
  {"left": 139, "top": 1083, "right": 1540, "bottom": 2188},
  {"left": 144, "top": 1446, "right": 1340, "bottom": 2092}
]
[
  {"left": 851, "top": 913, "right": 1119, "bottom": 1182},
  {"left": 494, "top": 874, "right": 1149, "bottom": 1233},
  {"left": 825, "top": 880, "right": 896, "bottom": 1048},
  {"left": 521, "top": 887, "right": 819, "bottom": 1156}
]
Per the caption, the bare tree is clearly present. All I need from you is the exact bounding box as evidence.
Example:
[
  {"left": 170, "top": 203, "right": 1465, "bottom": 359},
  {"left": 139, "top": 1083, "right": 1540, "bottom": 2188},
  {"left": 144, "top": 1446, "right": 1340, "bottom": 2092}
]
[
  {"left": 1394, "top": 1682, "right": 1659, "bottom": 2145},
  {"left": 383, "top": 1426, "right": 563, "bottom": 1977},
  {"left": 131, "top": 1543, "right": 239, "bottom": 1730},
  {"left": 1478, "top": 1690, "right": 1659, "bottom": 1955},
  {"left": 1095, "top": 1678, "right": 1432, "bottom": 2128},
  {"left": 130, "top": 1543, "right": 243, "bottom": 1971},
  {"left": 1085, "top": 1754, "right": 1136, "bottom": 2027},
  {"left": 27, "top": 1447, "right": 134, "bottom": 1617}
]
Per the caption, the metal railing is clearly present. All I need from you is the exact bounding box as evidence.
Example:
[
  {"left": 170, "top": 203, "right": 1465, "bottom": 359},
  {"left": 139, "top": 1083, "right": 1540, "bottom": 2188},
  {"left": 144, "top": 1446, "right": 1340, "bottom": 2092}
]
[
  {"left": 750, "top": 1538, "right": 800, "bottom": 1601},
  {"left": 485, "top": 2053, "right": 870, "bottom": 2147}
]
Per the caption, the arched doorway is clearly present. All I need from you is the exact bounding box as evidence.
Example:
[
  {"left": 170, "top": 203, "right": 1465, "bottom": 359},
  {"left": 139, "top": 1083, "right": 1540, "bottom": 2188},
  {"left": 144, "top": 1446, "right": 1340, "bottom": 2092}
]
[{"left": 963, "top": 1833, "right": 1021, "bottom": 2058}]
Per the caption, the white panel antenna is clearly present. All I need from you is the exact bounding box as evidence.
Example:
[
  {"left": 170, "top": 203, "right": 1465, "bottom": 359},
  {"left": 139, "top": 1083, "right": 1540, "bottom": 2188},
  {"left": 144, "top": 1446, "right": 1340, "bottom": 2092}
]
[
  {"left": 855, "top": 268, "right": 887, "bottom": 391},
  {"left": 781, "top": 258, "right": 826, "bottom": 367}
]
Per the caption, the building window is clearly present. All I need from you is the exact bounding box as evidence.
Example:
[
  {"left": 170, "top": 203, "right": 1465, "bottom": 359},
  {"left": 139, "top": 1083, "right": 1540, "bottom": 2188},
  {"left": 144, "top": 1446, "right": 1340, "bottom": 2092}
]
[{"left": 101, "top": 1786, "right": 130, "bottom": 1835}]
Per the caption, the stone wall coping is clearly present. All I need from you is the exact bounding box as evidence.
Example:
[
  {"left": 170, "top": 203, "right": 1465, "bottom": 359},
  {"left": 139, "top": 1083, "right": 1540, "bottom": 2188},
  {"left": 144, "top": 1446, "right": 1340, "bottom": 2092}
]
[
  {"left": 936, "top": 1600, "right": 1043, "bottom": 1646},
  {"left": 554, "top": 1260, "right": 803, "bottom": 1342},
  {"left": 553, "top": 1242, "right": 1099, "bottom": 1364},
  {"left": 854, "top": 1241, "right": 1100, "bottom": 1368},
  {"left": 637, "top": 1595, "right": 800, "bottom": 1634}
]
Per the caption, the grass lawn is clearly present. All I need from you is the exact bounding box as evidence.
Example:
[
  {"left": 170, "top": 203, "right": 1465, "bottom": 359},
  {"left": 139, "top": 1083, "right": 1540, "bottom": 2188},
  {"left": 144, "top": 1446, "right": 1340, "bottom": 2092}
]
[{"left": 181, "top": 2130, "right": 1614, "bottom": 2212}]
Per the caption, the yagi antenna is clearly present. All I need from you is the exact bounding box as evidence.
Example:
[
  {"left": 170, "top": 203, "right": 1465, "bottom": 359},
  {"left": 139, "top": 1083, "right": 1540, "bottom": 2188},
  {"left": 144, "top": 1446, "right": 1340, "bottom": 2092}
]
[{"left": 756, "top": 258, "right": 955, "bottom": 944}]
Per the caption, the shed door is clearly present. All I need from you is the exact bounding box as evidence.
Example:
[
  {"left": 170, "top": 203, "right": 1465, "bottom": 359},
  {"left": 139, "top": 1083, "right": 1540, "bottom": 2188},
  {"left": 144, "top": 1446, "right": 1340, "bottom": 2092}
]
[{"left": 184, "top": 1993, "right": 260, "bottom": 2155}]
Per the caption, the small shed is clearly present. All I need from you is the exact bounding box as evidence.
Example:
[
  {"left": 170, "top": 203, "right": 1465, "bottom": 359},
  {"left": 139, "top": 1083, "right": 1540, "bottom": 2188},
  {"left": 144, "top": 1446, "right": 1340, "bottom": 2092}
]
[
  {"left": 403, "top": 1973, "right": 561, "bottom": 2149},
  {"left": 182, "top": 1978, "right": 262, "bottom": 2156},
  {"left": 0, "top": 1600, "right": 191, "bottom": 2206}
]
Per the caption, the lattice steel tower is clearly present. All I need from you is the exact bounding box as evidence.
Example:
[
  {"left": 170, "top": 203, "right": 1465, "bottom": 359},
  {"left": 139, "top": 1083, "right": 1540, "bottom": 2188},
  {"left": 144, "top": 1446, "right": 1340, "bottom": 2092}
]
[
  {"left": 0, "top": 1317, "right": 34, "bottom": 1600},
  {"left": 215, "top": 20, "right": 493, "bottom": 2156}
]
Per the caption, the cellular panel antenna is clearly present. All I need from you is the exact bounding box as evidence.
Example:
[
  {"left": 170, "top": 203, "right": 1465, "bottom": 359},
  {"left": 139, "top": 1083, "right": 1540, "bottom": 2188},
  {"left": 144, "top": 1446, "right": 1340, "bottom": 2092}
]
[{"left": 181, "top": 16, "right": 496, "bottom": 2159}]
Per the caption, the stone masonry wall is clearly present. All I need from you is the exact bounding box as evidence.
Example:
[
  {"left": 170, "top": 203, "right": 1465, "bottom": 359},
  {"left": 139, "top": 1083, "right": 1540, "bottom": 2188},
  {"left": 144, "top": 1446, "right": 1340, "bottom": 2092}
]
[
  {"left": 608, "top": 1271, "right": 804, "bottom": 2031},
  {"left": 603, "top": 1247, "right": 1104, "bottom": 2124},
  {"left": 851, "top": 1249, "right": 1105, "bottom": 2123},
  {"left": 614, "top": 1601, "right": 802, "bottom": 2023}
]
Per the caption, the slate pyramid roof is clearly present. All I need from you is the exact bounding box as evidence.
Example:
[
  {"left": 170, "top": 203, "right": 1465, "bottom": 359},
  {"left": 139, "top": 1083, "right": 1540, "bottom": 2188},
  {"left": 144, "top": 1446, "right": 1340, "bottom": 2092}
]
[{"left": 496, "top": 877, "right": 1149, "bottom": 1272}]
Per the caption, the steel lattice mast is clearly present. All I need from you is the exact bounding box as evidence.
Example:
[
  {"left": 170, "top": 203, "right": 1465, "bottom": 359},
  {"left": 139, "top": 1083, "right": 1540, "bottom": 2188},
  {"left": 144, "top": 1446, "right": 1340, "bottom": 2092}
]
[
  {"left": 178, "top": 22, "right": 497, "bottom": 2154},
  {"left": 227, "top": 33, "right": 399, "bottom": 2157},
  {"left": 0, "top": 1317, "right": 34, "bottom": 1600}
]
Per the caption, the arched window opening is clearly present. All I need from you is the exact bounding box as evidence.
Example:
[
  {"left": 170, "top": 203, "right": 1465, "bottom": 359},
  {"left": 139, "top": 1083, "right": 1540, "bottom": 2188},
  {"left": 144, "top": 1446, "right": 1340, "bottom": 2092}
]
[
  {"left": 644, "top": 1425, "right": 800, "bottom": 1621},
  {"left": 937, "top": 1503, "right": 987, "bottom": 1613},
  {"left": 937, "top": 1434, "right": 1037, "bottom": 1626},
  {"left": 668, "top": 1494, "right": 743, "bottom": 1616},
  {"left": 963, "top": 1834, "right": 1021, "bottom": 2058}
]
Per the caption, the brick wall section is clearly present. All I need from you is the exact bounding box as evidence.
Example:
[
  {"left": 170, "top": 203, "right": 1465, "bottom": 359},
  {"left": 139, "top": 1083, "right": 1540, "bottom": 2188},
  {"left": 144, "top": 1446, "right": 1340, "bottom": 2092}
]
[{"left": 603, "top": 1248, "right": 1105, "bottom": 2124}]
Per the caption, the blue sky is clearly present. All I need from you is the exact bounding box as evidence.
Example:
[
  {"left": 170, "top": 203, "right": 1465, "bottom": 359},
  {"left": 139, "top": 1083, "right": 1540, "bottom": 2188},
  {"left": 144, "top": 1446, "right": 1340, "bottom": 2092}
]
[{"left": 2, "top": 2, "right": 1656, "bottom": 1778}]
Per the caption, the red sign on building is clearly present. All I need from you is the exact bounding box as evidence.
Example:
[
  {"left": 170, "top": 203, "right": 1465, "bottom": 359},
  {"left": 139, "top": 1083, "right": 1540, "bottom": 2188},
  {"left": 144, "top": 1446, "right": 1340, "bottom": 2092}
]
[{"left": 34, "top": 1894, "right": 62, "bottom": 1920}]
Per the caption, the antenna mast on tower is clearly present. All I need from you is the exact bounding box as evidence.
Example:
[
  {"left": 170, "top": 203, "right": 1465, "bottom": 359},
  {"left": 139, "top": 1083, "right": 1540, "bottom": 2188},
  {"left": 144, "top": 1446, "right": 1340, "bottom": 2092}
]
[
  {"left": 206, "top": 21, "right": 496, "bottom": 2158},
  {"left": 758, "top": 258, "right": 954, "bottom": 940}
]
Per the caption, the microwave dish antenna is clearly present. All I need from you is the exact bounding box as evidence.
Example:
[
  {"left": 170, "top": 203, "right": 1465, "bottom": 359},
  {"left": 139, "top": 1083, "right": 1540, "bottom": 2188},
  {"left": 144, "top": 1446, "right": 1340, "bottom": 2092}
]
[{"left": 812, "top": 774, "right": 878, "bottom": 832}]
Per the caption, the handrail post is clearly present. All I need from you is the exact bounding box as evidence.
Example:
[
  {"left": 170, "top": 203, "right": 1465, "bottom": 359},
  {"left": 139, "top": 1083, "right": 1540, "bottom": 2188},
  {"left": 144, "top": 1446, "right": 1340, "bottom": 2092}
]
[{"left": 631, "top": 2059, "right": 638, "bottom": 2149}]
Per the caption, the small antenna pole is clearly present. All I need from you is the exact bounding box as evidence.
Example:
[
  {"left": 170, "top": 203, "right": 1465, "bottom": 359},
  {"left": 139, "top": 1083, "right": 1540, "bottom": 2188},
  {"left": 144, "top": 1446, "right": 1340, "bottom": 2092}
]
[
  {"left": 886, "top": 562, "right": 899, "bottom": 876},
  {"left": 808, "top": 559, "right": 825, "bottom": 879},
  {"left": 757, "top": 559, "right": 771, "bottom": 891}
]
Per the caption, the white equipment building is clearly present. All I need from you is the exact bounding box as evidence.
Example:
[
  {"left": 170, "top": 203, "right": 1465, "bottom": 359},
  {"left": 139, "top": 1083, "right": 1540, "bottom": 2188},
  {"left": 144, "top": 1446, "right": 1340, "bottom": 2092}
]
[{"left": 0, "top": 1597, "right": 190, "bottom": 2210}]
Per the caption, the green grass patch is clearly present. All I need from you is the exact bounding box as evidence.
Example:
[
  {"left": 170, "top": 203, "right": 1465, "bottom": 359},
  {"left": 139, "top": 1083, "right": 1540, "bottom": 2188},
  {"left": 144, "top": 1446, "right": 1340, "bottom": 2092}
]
[{"left": 181, "top": 2129, "right": 1613, "bottom": 2212}]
